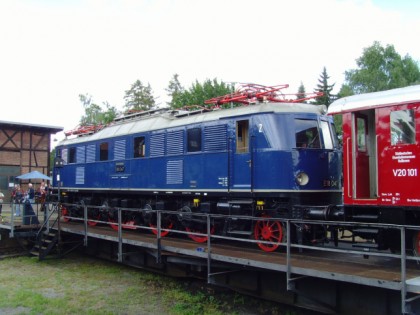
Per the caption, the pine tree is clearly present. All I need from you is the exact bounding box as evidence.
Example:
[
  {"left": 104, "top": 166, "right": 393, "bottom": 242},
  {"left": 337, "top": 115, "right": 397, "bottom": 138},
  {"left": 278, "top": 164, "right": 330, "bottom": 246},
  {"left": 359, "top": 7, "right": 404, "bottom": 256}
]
[
  {"left": 297, "top": 82, "right": 306, "bottom": 102},
  {"left": 166, "top": 74, "right": 184, "bottom": 108},
  {"left": 314, "top": 67, "right": 335, "bottom": 106}
]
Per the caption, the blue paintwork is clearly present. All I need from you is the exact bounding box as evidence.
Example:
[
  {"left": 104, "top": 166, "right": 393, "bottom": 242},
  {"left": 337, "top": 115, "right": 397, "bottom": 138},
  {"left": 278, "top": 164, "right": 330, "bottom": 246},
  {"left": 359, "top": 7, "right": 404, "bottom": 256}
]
[{"left": 54, "top": 110, "right": 342, "bottom": 197}]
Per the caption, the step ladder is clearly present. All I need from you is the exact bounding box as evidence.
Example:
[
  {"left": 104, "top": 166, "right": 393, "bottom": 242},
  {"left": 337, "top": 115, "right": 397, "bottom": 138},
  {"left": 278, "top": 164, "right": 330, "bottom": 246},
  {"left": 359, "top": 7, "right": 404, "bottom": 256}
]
[{"left": 30, "top": 230, "right": 59, "bottom": 260}]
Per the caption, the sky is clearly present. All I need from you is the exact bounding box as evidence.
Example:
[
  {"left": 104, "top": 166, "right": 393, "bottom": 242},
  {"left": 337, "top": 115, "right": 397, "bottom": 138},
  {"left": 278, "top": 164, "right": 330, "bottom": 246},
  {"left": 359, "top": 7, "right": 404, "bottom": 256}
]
[{"left": 0, "top": 0, "right": 419, "bottom": 144}]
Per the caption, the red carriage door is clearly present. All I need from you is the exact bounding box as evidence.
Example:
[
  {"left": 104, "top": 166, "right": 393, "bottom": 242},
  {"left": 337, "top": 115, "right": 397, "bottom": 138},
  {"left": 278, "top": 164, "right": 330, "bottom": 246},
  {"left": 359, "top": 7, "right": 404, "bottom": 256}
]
[{"left": 353, "top": 114, "right": 371, "bottom": 198}]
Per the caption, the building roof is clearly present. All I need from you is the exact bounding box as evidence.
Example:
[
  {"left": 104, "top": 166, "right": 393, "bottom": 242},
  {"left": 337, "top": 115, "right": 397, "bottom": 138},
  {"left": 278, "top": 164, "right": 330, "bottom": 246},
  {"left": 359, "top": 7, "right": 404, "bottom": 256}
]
[
  {"left": 0, "top": 120, "right": 63, "bottom": 133},
  {"left": 328, "top": 85, "right": 420, "bottom": 115}
]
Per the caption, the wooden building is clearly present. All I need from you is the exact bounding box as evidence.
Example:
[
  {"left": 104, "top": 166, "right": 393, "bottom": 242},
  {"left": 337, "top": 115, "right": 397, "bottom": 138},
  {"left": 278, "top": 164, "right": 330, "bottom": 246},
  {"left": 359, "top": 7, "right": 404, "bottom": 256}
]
[{"left": 0, "top": 120, "right": 63, "bottom": 201}]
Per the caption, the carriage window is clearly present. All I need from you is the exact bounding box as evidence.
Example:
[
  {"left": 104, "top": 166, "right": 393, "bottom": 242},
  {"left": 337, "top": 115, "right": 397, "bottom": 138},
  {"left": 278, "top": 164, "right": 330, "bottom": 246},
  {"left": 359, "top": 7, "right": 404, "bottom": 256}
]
[
  {"left": 187, "top": 128, "right": 201, "bottom": 152},
  {"left": 236, "top": 120, "right": 249, "bottom": 153},
  {"left": 61, "top": 148, "right": 68, "bottom": 164},
  {"left": 331, "top": 122, "right": 339, "bottom": 147},
  {"left": 356, "top": 117, "right": 367, "bottom": 152},
  {"left": 68, "top": 147, "right": 76, "bottom": 164},
  {"left": 320, "top": 121, "right": 334, "bottom": 149},
  {"left": 134, "top": 136, "right": 145, "bottom": 158},
  {"left": 391, "top": 109, "right": 415, "bottom": 145},
  {"left": 99, "top": 142, "right": 109, "bottom": 161},
  {"left": 295, "top": 119, "right": 320, "bottom": 148}
]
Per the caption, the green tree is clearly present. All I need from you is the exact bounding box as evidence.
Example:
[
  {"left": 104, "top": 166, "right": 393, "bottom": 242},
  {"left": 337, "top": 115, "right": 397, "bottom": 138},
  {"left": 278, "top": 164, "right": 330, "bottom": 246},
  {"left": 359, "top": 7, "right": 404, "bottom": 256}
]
[
  {"left": 314, "top": 67, "right": 335, "bottom": 106},
  {"left": 344, "top": 41, "right": 420, "bottom": 94},
  {"left": 101, "top": 101, "right": 119, "bottom": 123},
  {"left": 297, "top": 82, "right": 306, "bottom": 102},
  {"left": 337, "top": 84, "right": 354, "bottom": 98},
  {"left": 79, "top": 94, "right": 119, "bottom": 126},
  {"left": 79, "top": 94, "right": 102, "bottom": 126},
  {"left": 166, "top": 73, "right": 185, "bottom": 108},
  {"left": 124, "top": 80, "right": 156, "bottom": 111},
  {"left": 170, "top": 78, "right": 234, "bottom": 109}
]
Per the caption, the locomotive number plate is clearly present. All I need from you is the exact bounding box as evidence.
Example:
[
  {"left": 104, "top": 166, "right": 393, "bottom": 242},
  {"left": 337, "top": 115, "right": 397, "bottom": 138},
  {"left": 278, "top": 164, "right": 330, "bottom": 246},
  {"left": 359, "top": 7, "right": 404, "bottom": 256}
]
[{"left": 115, "top": 162, "right": 125, "bottom": 173}]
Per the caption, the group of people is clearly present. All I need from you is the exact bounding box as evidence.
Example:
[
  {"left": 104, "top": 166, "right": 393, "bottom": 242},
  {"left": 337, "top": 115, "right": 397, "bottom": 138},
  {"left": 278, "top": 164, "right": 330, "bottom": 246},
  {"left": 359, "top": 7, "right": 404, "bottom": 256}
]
[{"left": 11, "top": 182, "right": 50, "bottom": 217}]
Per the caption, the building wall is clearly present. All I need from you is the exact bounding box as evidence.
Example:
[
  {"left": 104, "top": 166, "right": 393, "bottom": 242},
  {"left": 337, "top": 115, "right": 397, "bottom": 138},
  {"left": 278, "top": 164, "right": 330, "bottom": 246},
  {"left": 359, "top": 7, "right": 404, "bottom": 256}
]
[{"left": 0, "top": 125, "right": 57, "bottom": 202}]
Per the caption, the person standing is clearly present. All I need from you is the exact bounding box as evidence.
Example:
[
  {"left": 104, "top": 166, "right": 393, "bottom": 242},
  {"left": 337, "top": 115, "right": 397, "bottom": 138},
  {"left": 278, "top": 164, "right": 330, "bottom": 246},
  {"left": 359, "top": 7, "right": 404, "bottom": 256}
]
[
  {"left": 0, "top": 190, "right": 4, "bottom": 218},
  {"left": 27, "top": 183, "right": 35, "bottom": 204},
  {"left": 13, "top": 184, "right": 22, "bottom": 217},
  {"left": 39, "top": 181, "right": 47, "bottom": 211},
  {"left": 40, "top": 181, "right": 46, "bottom": 192}
]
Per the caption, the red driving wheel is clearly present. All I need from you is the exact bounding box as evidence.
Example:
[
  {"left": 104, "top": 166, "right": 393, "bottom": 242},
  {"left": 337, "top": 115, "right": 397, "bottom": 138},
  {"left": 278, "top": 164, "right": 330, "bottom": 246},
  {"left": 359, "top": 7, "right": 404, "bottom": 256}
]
[
  {"left": 149, "top": 221, "right": 173, "bottom": 237},
  {"left": 186, "top": 225, "right": 215, "bottom": 243},
  {"left": 254, "top": 216, "right": 283, "bottom": 252},
  {"left": 108, "top": 217, "right": 137, "bottom": 231},
  {"left": 87, "top": 213, "right": 100, "bottom": 226}
]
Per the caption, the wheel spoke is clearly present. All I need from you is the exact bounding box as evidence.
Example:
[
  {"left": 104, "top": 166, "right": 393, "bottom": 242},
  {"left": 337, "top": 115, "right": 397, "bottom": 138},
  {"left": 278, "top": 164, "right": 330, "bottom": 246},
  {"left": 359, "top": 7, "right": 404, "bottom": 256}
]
[{"left": 270, "top": 234, "right": 282, "bottom": 242}]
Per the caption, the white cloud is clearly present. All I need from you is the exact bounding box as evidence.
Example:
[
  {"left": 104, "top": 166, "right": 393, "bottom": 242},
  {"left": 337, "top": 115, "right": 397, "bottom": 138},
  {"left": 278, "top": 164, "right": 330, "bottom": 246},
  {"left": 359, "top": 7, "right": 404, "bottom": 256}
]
[{"left": 0, "top": 0, "right": 419, "bottom": 141}]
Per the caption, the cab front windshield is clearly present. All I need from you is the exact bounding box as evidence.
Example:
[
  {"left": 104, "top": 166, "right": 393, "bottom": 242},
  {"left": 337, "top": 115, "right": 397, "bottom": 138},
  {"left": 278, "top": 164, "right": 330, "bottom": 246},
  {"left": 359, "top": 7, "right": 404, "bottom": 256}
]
[{"left": 295, "top": 119, "right": 335, "bottom": 149}]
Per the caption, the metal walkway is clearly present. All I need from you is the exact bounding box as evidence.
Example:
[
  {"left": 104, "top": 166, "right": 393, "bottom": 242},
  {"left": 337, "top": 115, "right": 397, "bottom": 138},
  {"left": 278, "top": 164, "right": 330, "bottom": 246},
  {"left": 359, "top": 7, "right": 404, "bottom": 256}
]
[
  {"left": 60, "top": 220, "right": 420, "bottom": 291},
  {"left": 2, "top": 202, "right": 420, "bottom": 314}
]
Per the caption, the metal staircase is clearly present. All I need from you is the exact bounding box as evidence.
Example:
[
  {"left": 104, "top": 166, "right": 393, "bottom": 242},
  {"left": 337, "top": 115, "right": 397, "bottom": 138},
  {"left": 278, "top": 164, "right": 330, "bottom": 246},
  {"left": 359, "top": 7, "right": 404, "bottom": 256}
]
[
  {"left": 29, "top": 203, "right": 60, "bottom": 260},
  {"left": 30, "top": 230, "right": 59, "bottom": 260}
]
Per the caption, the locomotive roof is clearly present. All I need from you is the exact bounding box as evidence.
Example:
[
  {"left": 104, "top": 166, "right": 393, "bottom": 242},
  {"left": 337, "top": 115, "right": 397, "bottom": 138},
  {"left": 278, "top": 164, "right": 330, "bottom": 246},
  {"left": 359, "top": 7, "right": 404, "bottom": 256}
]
[
  {"left": 59, "top": 102, "right": 325, "bottom": 146},
  {"left": 328, "top": 84, "right": 420, "bottom": 115}
]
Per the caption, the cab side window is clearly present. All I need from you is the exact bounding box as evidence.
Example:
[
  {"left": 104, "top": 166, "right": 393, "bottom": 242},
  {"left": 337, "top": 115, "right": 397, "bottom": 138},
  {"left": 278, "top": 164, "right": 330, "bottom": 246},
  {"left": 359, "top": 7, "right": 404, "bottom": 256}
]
[
  {"left": 134, "top": 136, "right": 146, "bottom": 158},
  {"left": 187, "top": 128, "right": 201, "bottom": 152},
  {"left": 100, "top": 142, "right": 109, "bottom": 161},
  {"left": 68, "top": 147, "right": 76, "bottom": 164},
  {"left": 236, "top": 120, "right": 249, "bottom": 153}
]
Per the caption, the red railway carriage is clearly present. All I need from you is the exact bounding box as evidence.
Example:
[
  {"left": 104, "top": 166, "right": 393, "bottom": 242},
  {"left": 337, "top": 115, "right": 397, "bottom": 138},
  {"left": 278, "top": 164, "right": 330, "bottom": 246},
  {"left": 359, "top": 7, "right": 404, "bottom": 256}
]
[{"left": 329, "top": 85, "right": 420, "bottom": 251}]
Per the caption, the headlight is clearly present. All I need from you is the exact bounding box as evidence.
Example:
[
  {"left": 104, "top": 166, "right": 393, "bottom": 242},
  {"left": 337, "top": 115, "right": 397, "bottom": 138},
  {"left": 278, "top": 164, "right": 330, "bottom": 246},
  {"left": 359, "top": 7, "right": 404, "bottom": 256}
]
[{"left": 296, "top": 172, "right": 309, "bottom": 186}]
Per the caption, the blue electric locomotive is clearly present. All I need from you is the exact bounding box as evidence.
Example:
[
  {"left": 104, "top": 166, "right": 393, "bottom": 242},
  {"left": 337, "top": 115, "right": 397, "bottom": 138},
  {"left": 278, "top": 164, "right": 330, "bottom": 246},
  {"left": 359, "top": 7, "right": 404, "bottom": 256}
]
[{"left": 53, "top": 87, "right": 342, "bottom": 252}]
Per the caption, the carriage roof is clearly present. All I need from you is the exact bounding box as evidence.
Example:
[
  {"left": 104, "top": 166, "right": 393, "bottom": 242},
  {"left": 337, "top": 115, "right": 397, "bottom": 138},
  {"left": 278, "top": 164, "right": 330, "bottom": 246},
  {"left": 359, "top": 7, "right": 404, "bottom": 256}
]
[
  {"left": 328, "top": 85, "right": 420, "bottom": 115},
  {"left": 59, "top": 102, "right": 325, "bottom": 146}
]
